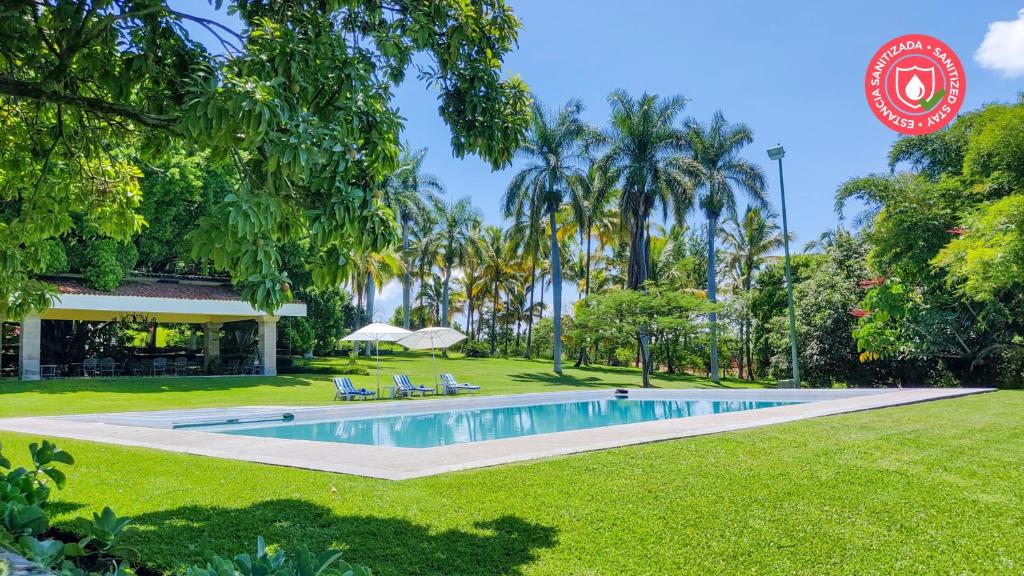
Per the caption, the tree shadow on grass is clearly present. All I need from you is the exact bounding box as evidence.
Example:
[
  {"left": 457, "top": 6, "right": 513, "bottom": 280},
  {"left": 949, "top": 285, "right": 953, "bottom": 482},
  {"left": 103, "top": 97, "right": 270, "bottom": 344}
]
[{"left": 124, "top": 499, "right": 556, "bottom": 576}]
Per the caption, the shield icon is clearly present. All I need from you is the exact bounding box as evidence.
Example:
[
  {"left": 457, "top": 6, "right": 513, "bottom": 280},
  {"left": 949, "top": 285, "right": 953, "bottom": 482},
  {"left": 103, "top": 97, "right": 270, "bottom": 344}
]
[{"left": 894, "top": 66, "right": 936, "bottom": 110}]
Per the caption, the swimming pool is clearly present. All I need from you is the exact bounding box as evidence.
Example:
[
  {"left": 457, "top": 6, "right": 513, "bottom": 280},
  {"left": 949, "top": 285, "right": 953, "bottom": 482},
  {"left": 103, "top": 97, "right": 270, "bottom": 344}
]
[{"left": 208, "top": 398, "right": 801, "bottom": 448}]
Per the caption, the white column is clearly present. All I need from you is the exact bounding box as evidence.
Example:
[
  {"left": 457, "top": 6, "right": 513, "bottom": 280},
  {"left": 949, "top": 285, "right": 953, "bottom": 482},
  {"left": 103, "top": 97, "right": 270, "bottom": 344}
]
[
  {"left": 256, "top": 316, "right": 278, "bottom": 376},
  {"left": 19, "top": 314, "right": 41, "bottom": 381},
  {"left": 203, "top": 322, "right": 223, "bottom": 372}
]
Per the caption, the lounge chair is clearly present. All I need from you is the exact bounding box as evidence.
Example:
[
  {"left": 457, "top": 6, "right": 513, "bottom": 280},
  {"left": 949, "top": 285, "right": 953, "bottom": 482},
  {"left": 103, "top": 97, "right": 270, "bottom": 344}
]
[
  {"left": 440, "top": 373, "right": 480, "bottom": 395},
  {"left": 391, "top": 374, "right": 434, "bottom": 398},
  {"left": 333, "top": 377, "right": 376, "bottom": 401}
]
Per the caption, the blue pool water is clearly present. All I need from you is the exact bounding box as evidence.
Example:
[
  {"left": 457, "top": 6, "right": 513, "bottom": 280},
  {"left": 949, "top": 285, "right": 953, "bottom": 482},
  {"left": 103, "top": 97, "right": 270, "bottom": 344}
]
[{"left": 215, "top": 398, "right": 799, "bottom": 448}]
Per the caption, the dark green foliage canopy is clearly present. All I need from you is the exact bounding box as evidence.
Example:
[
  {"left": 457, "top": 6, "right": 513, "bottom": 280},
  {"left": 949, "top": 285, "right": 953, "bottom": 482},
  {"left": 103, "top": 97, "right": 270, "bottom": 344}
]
[{"left": 0, "top": 0, "right": 530, "bottom": 318}]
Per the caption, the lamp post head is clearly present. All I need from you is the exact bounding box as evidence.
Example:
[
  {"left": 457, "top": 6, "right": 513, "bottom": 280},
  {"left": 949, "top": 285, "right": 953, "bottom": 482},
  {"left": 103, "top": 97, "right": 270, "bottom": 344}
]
[{"left": 767, "top": 144, "right": 785, "bottom": 161}]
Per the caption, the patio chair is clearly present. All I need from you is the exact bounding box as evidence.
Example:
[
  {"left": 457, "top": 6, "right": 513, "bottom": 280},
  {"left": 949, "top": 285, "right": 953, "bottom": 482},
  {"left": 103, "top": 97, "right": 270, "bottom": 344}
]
[
  {"left": 40, "top": 364, "right": 59, "bottom": 379},
  {"left": 99, "top": 357, "right": 118, "bottom": 377},
  {"left": 79, "top": 357, "right": 99, "bottom": 377},
  {"left": 440, "top": 373, "right": 481, "bottom": 395},
  {"left": 391, "top": 374, "right": 434, "bottom": 397},
  {"left": 333, "top": 377, "right": 376, "bottom": 401},
  {"left": 152, "top": 357, "right": 168, "bottom": 376},
  {"left": 173, "top": 357, "right": 188, "bottom": 376}
]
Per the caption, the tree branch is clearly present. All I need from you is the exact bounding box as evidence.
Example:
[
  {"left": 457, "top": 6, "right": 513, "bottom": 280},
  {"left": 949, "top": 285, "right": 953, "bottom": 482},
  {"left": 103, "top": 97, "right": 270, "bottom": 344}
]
[{"left": 0, "top": 76, "right": 178, "bottom": 129}]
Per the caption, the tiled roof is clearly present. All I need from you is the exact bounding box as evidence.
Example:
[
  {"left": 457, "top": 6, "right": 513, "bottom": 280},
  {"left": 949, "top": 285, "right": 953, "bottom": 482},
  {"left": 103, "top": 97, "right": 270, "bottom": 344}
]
[{"left": 47, "top": 276, "right": 244, "bottom": 302}]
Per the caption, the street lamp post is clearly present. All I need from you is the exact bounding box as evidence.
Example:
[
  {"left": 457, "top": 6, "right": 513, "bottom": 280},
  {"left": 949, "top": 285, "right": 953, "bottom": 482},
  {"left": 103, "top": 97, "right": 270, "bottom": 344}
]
[{"left": 767, "top": 144, "right": 800, "bottom": 388}]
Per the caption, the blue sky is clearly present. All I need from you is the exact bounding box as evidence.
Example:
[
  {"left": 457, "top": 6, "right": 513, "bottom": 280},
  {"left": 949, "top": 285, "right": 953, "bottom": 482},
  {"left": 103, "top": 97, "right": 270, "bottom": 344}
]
[{"left": 173, "top": 1, "right": 1024, "bottom": 321}]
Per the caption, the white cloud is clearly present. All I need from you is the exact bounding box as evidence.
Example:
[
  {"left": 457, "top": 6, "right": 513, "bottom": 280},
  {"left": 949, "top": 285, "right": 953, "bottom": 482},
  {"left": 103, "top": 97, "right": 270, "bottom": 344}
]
[{"left": 976, "top": 9, "right": 1024, "bottom": 77}]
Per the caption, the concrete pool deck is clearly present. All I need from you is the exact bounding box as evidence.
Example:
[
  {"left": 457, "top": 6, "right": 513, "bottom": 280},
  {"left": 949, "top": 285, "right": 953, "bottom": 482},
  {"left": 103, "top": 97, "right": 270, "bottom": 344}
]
[{"left": 0, "top": 387, "right": 993, "bottom": 480}]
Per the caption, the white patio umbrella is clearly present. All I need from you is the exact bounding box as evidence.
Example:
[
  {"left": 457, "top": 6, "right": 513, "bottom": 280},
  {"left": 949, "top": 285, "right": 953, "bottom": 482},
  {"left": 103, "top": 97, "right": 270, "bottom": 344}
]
[
  {"left": 342, "top": 322, "right": 412, "bottom": 396},
  {"left": 396, "top": 327, "right": 467, "bottom": 391}
]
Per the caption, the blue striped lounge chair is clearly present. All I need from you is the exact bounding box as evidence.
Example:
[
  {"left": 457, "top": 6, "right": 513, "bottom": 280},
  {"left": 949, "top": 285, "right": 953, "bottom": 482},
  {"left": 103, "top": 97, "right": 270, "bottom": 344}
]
[
  {"left": 392, "top": 374, "right": 434, "bottom": 397},
  {"left": 334, "top": 377, "right": 376, "bottom": 401},
  {"left": 440, "top": 373, "right": 481, "bottom": 395}
]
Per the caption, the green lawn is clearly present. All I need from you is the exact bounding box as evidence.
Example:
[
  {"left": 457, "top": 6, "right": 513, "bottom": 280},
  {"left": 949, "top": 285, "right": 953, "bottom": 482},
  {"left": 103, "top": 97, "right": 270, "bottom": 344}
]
[
  {"left": 0, "top": 360, "right": 1018, "bottom": 574},
  {"left": 0, "top": 352, "right": 760, "bottom": 418}
]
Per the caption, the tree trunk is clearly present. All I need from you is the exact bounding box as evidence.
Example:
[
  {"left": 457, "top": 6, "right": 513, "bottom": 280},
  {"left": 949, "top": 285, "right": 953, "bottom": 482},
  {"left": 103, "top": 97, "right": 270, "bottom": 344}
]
[
  {"left": 549, "top": 210, "right": 563, "bottom": 374},
  {"left": 401, "top": 223, "right": 411, "bottom": 329},
  {"left": 441, "top": 267, "right": 451, "bottom": 327},
  {"left": 737, "top": 320, "right": 745, "bottom": 381},
  {"left": 490, "top": 279, "right": 499, "bottom": 355},
  {"left": 524, "top": 255, "right": 536, "bottom": 359},
  {"left": 575, "top": 223, "right": 593, "bottom": 368},
  {"left": 707, "top": 214, "right": 720, "bottom": 383}
]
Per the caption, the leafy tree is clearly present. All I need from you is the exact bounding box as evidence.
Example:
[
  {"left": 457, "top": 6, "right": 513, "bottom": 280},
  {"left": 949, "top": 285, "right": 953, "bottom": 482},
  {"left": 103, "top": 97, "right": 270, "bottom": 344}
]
[
  {"left": 839, "top": 101, "right": 1024, "bottom": 383},
  {"left": 675, "top": 110, "right": 767, "bottom": 383},
  {"left": 0, "top": 0, "right": 530, "bottom": 319},
  {"left": 135, "top": 146, "right": 235, "bottom": 274},
  {"left": 573, "top": 283, "right": 712, "bottom": 384},
  {"left": 766, "top": 232, "right": 871, "bottom": 386},
  {"left": 503, "top": 98, "right": 590, "bottom": 372}
]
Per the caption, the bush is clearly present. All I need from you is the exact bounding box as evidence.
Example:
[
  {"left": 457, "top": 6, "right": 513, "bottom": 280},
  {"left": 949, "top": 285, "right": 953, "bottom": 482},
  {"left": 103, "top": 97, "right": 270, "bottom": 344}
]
[
  {"left": 0, "top": 440, "right": 373, "bottom": 576},
  {"left": 42, "top": 240, "right": 69, "bottom": 274},
  {"left": 279, "top": 317, "right": 315, "bottom": 356},
  {"left": 462, "top": 340, "right": 491, "bottom": 358},
  {"left": 76, "top": 239, "right": 139, "bottom": 292}
]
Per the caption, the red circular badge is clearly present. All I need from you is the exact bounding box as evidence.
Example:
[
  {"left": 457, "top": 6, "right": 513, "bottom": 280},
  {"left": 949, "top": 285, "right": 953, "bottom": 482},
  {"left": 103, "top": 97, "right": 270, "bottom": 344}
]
[{"left": 864, "top": 34, "right": 965, "bottom": 135}]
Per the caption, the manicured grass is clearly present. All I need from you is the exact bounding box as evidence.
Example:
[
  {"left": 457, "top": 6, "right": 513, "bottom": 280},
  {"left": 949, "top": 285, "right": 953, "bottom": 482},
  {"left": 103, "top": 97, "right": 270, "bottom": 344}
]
[
  {"left": 0, "top": 391, "right": 1018, "bottom": 575},
  {"left": 0, "top": 352, "right": 760, "bottom": 418}
]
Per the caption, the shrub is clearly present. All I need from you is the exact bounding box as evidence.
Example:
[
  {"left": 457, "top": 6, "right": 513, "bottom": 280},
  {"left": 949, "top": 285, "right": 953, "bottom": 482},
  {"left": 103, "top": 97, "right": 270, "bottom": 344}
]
[
  {"left": 42, "top": 240, "right": 69, "bottom": 274},
  {"left": 0, "top": 441, "right": 373, "bottom": 576},
  {"left": 279, "top": 317, "right": 315, "bottom": 356},
  {"left": 462, "top": 340, "right": 490, "bottom": 358},
  {"left": 77, "top": 239, "right": 138, "bottom": 292}
]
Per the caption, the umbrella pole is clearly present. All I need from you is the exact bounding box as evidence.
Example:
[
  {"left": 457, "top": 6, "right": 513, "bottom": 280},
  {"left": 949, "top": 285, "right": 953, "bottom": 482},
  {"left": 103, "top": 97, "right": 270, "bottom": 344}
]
[
  {"left": 376, "top": 339, "right": 381, "bottom": 398},
  {"left": 431, "top": 345, "right": 438, "bottom": 394}
]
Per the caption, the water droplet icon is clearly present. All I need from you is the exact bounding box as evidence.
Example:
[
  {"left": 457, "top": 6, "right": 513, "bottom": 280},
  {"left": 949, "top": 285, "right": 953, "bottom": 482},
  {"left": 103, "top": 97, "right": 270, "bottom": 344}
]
[{"left": 905, "top": 75, "right": 926, "bottom": 101}]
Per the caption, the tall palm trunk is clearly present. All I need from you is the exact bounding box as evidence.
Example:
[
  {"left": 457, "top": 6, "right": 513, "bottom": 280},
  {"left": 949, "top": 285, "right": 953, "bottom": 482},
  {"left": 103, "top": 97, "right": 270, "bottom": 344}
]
[
  {"left": 628, "top": 215, "right": 652, "bottom": 387},
  {"left": 707, "top": 214, "right": 720, "bottom": 382},
  {"left": 574, "top": 223, "right": 593, "bottom": 368},
  {"left": 401, "top": 223, "right": 411, "bottom": 329},
  {"left": 490, "top": 279, "right": 499, "bottom": 355},
  {"left": 549, "top": 209, "right": 563, "bottom": 373},
  {"left": 441, "top": 266, "right": 452, "bottom": 327},
  {"left": 524, "top": 256, "right": 536, "bottom": 359}
]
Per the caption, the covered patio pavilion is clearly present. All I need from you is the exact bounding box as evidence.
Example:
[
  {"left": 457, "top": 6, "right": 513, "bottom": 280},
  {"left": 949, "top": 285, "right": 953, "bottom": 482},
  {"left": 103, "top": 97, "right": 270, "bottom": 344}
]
[{"left": 13, "top": 275, "right": 306, "bottom": 381}]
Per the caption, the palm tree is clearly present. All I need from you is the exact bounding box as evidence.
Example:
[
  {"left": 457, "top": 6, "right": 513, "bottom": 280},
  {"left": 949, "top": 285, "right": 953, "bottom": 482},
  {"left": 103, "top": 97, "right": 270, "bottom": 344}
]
[
  {"left": 479, "top": 225, "right": 509, "bottom": 355},
  {"left": 598, "top": 90, "right": 692, "bottom": 385},
  {"left": 566, "top": 161, "right": 620, "bottom": 300},
  {"left": 434, "top": 197, "right": 480, "bottom": 327},
  {"left": 409, "top": 212, "right": 441, "bottom": 328},
  {"left": 506, "top": 216, "right": 546, "bottom": 359},
  {"left": 502, "top": 98, "right": 590, "bottom": 373},
  {"left": 675, "top": 110, "right": 767, "bottom": 383},
  {"left": 720, "top": 206, "right": 785, "bottom": 379},
  {"left": 381, "top": 145, "right": 444, "bottom": 329},
  {"left": 460, "top": 226, "right": 486, "bottom": 339}
]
